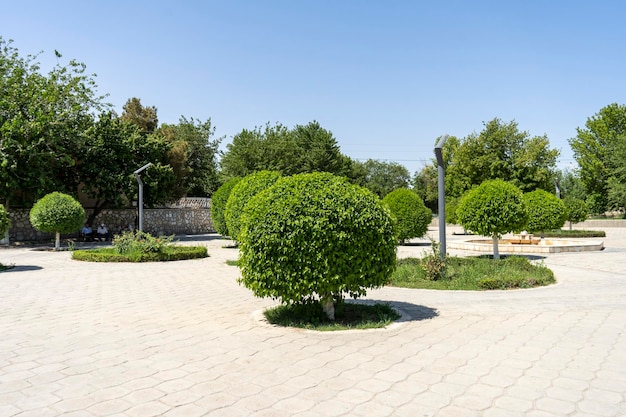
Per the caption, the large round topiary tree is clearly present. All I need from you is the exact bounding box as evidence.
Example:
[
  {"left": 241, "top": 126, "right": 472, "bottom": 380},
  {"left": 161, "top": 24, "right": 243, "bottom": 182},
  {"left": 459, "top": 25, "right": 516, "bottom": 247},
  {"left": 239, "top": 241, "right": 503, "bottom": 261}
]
[
  {"left": 456, "top": 179, "right": 527, "bottom": 259},
  {"left": 382, "top": 188, "right": 431, "bottom": 243},
  {"left": 523, "top": 189, "right": 566, "bottom": 237},
  {"left": 563, "top": 197, "right": 589, "bottom": 230},
  {"left": 224, "top": 171, "right": 281, "bottom": 243},
  {"left": 211, "top": 177, "right": 241, "bottom": 237},
  {"left": 30, "top": 192, "right": 85, "bottom": 250},
  {"left": 238, "top": 172, "right": 397, "bottom": 320}
]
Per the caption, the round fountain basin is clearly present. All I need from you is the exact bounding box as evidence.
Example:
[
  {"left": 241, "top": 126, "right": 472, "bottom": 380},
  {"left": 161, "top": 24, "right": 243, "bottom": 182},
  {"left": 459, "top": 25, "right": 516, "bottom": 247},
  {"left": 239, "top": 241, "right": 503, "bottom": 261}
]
[{"left": 449, "top": 238, "right": 604, "bottom": 253}]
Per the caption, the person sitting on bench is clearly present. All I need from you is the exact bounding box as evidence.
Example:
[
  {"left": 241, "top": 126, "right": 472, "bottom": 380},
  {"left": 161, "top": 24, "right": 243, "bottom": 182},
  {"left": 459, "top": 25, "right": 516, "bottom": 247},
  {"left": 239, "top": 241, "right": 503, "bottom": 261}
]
[{"left": 81, "top": 223, "right": 94, "bottom": 241}]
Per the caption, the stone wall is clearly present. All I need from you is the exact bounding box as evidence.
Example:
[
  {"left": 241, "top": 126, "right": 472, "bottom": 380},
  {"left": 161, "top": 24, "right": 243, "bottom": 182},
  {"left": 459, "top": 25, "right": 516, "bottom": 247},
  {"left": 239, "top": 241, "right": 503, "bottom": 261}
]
[{"left": 6, "top": 207, "right": 214, "bottom": 242}]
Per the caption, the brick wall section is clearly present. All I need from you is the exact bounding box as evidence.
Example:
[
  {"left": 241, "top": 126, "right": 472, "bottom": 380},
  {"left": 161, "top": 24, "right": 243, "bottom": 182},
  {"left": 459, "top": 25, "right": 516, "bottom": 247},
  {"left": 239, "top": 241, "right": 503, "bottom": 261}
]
[{"left": 7, "top": 208, "right": 214, "bottom": 242}]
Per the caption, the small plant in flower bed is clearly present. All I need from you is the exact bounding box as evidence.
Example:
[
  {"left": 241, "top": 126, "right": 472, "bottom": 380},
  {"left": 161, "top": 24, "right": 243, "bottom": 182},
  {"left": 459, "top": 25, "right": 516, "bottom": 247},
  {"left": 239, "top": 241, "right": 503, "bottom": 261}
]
[
  {"left": 389, "top": 256, "right": 555, "bottom": 290},
  {"left": 72, "top": 231, "right": 207, "bottom": 262},
  {"left": 263, "top": 300, "right": 400, "bottom": 331}
]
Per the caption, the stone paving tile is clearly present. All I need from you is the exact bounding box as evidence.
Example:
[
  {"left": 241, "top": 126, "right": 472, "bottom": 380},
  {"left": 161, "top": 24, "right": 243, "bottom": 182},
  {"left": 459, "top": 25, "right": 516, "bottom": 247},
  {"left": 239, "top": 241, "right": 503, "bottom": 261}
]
[{"left": 0, "top": 227, "right": 625, "bottom": 416}]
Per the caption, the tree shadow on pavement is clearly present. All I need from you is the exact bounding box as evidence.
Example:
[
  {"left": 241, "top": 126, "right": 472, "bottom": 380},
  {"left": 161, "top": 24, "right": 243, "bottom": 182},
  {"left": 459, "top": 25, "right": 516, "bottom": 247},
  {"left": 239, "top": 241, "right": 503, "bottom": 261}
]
[
  {"left": 1, "top": 265, "right": 43, "bottom": 272},
  {"left": 349, "top": 299, "right": 439, "bottom": 323}
]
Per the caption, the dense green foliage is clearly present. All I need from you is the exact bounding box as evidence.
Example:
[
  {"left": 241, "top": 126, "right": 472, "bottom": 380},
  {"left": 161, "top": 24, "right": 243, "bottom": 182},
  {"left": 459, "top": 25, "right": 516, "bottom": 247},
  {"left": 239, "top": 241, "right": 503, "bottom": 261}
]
[
  {"left": 72, "top": 245, "right": 207, "bottom": 262},
  {"left": 0, "top": 40, "right": 219, "bottom": 212},
  {"left": 224, "top": 171, "right": 281, "bottom": 242},
  {"left": 389, "top": 256, "right": 555, "bottom": 290},
  {"left": 238, "top": 172, "right": 397, "bottom": 320},
  {"left": 456, "top": 180, "right": 527, "bottom": 259},
  {"left": 0, "top": 204, "right": 9, "bottom": 236},
  {"left": 30, "top": 192, "right": 85, "bottom": 234},
  {"left": 1, "top": 38, "right": 106, "bottom": 206},
  {"left": 211, "top": 177, "right": 241, "bottom": 236},
  {"left": 414, "top": 121, "right": 559, "bottom": 209},
  {"left": 112, "top": 231, "right": 175, "bottom": 254},
  {"left": 263, "top": 302, "right": 400, "bottom": 331},
  {"left": 220, "top": 122, "right": 351, "bottom": 180},
  {"left": 352, "top": 159, "right": 411, "bottom": 198},
  {"left": 570, "top": 103, "right": 626, "bottom": 213},
  {"left": 563, "top": 197, "right": 589, "bottom": 228},
  {"left": 381, "top": 188, "right": 431, "bottom": 242},
  {"left": 523, "top": 190, "right": 566, "bottom": 235}
]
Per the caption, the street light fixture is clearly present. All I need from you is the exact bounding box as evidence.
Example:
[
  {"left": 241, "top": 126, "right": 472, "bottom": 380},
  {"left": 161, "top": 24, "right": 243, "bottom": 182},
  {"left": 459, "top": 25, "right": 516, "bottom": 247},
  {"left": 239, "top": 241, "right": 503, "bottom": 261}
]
[
  {"left": 434, "top": 135, "right": 449, "bottom": 259},
  {"left": 134, "top": 163, "right": 153, "bottom": 232}
]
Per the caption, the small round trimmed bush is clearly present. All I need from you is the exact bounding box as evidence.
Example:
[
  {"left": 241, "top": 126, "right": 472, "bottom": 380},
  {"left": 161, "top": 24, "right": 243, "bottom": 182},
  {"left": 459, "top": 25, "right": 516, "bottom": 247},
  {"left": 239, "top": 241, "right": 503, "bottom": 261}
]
[
  {"left": 523, "top": 189, "right": 566, "bottom": 235},
  {"left": 382, "top": 188, "right": 431, "bottom": 243},
  {"left": 0, "top": 204, "right": 9, "bottom": 237},
  {"left": 563, "top": 197, "right": 589, "bottom": 227},
  {"left": 211, "top": 177, "right": 241, "bottom": 237},
  {"left": 238, "top": 172, "right": 397, "bottom": 320},
  {"left": 224, "top": 171, "right": 281, "bottom": 242},
  {"left": 456, "top": 180, "right": 527, "bottom": 259},
  {"left": 30, "top": 192, "right": 85, "bottom": 250}
]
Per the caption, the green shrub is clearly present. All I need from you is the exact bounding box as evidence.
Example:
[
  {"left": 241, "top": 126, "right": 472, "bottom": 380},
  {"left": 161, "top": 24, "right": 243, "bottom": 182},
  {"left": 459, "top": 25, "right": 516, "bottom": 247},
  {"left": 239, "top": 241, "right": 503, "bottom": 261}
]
[
  {"left": 523, "top": 189, "right": 566, "bottom": 236},
  {"left": 72, "top": 245, "right": 207, "bottom": 262},
  {"left": 445, "top": 197, "right": 460, "bottom": 225},
  {"left": 211, "top": 177, "right": 241, "bottom": 236},
  {"left": 0, "top": 204, "right": 9, "bottom": 237},
  {"left": 420, "top": 239, "right": 446, "bottom": 281},
  {"left": 224, "top": 171, "right": 281, "bottom": 242},
  {"left": 113, "top": 231, "right": 175, "bottom": 254},
  {"left": 456, "top": 180, "right": 527, "bottom": 259},
  {"left": 563, "top": 197, "right": 589, "bottom": 228},
  {"left": 30, "top": 192, "right": 85, "bottom": 250},
  {"left": 382, "top": 188, "right": 431, "bottom": 243},
  {"left": 238, "top": 172, "right": 397, "bottom": 320},
  {"left": 542, "top": 229, "right": 605, "bottom": 238}
]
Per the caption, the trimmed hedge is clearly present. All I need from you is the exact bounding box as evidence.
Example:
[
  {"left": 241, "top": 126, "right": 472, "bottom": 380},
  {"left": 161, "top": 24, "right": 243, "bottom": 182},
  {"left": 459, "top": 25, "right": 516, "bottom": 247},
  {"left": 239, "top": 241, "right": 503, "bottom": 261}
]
[
  {"left": 224, "top": 171, "right": 281, "bottom": 242},
  {"left": 72, "top": 245, "right": 208, "bottom": 262},
  {"left": 238, "top": 172, "right": 397, "bottom": 319},
  {"left": 382, "top": 188, "right": 431, "bottom": 243},
  {"left": 211, "top": 177, "right": 242, "bottom": 237}
]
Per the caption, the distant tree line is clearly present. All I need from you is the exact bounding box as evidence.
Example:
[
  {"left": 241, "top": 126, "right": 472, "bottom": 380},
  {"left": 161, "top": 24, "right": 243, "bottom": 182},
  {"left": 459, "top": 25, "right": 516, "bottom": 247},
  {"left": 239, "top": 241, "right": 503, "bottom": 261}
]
[{"left": 2, "top": 37, "right": 624, "bottom": 219}]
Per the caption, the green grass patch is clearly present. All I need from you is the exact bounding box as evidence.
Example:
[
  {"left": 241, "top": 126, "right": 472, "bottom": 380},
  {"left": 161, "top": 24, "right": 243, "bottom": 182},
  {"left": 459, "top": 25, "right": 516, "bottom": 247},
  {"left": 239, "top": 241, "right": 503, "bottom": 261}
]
[
  {"left": 542, "top": 229, "right": 606, "bottom": 238},
  {"left": 226, "top": 259, "right": 239, "bottom": 266},
  {"left": 264, "top": 301, "right": 400, "bottom": 331},
  {"left": 72, "top": 245, "right": 208, "bottom": 262},
  {"left": 389, "top": 256, "right": 555, "bottom": 290}
]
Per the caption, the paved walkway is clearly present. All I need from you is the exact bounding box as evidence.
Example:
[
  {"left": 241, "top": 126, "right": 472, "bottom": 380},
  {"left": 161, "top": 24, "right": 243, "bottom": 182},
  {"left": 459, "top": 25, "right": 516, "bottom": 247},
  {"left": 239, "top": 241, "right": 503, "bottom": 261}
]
[{"left": 0, "top": 227, "right": 625, "bottom": 416}]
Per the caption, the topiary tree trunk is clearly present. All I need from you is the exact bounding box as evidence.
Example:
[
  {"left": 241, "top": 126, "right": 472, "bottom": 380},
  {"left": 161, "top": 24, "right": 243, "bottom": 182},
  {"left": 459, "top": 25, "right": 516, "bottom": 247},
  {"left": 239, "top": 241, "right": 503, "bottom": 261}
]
[{"left": 320, "top": 295, "right": 335, "bottom": 320}]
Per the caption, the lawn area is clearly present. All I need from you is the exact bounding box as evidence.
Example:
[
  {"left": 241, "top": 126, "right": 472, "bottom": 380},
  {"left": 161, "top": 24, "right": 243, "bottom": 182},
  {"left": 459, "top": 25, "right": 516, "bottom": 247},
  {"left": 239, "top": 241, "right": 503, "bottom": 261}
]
[
  {"left": 264, "top": 301, "right": 400, "bottom": 331},
  {"left": 389, "top": 255, "right": 555, "bottom": 290}
]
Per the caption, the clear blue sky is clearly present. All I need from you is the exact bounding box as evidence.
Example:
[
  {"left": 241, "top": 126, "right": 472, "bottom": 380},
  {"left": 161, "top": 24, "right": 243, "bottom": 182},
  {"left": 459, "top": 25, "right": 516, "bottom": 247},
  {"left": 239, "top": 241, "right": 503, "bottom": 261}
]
[{"left": 4, "top": 1, "right": 626, "bottom": 175}]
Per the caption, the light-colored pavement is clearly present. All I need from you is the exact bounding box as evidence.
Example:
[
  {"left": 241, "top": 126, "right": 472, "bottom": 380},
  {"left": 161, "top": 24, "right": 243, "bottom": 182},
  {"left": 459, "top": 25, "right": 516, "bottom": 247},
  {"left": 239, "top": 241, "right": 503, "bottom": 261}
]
[{"left": 0, "top": 227, "right": 625, "bottom": 417}]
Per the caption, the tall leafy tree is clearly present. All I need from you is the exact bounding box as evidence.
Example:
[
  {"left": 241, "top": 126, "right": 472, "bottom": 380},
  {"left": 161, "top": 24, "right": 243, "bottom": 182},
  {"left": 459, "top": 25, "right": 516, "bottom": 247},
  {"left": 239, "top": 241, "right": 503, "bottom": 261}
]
[
  {"left": 120, "top": 97, "right": 158, "bottom": 135},
  {"left": 352, "top": 159, "right": 410, "bottom": 198},
  {"left": 158, "top": 117, "right": 221, "bottom": 196},
  {"left": 220, "top": 121, "right": 350, "bottom": 180},
  {"left": 0, "top": 38, "right": 106, "bottom": 207},
  {"left": 570, "top": 103, "right": 626, "bottom": 213},
  {"left": 447, "top": 119, "right": 559, "bottom": 198}
]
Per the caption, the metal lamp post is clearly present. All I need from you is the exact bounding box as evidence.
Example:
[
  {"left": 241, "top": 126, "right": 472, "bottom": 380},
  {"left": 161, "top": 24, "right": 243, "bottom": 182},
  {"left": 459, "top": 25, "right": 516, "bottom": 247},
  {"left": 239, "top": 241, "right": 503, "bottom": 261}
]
[
  {"left": 434, "top": 135, "right": 449, "bottom": 259},
  {"left": 134, "top": 163, "right": 152, "bottom": 232}
]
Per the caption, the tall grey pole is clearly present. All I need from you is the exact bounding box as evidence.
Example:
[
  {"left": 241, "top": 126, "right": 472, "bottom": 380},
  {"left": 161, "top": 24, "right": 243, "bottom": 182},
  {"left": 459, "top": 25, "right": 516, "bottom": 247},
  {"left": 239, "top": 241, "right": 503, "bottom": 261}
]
[
  {"left": 434, "top": 135, "right": 449, "bottom": 259},
  {"left": 134, "top": 163, "right": 153, "bottom": 232}
]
